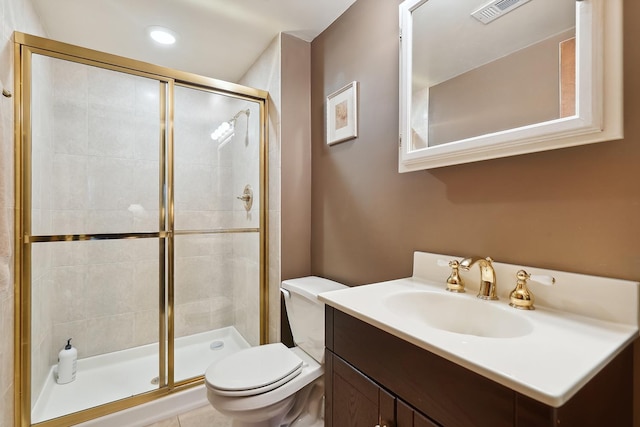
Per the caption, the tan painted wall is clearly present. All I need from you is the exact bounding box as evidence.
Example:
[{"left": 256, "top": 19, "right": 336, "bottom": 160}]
[
  {"left": 279, "top": 33, "right": 312, "bottom": 345},
  {"left": 310, "top": 0, "right": 639, "bottom": 424},
  {"left": 281, "top": 33, "right": 312, "bottom": 281}
]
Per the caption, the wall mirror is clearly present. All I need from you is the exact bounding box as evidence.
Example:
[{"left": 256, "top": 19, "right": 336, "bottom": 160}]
[{"left": 399, "top": 0, "right": 623, "bottom": 172}]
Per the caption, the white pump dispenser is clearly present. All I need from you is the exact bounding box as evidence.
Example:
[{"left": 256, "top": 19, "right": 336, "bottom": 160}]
[{"left": 56, "top": 338, "right": 77, "bottom": 384}]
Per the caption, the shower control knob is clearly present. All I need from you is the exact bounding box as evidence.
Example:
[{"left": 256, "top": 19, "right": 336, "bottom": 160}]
[{"left": 236, "top": 185, "right": 253, "bottom": 212}]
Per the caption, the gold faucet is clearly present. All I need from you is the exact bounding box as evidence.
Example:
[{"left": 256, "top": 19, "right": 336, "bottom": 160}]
[
  {"left": 509, "top": 270, "right": 555, "bottom": 310},
  {"left": 459, "top": 257, "right": 498, "bottom": 300},
  {"left": 443, "top": 259, "right": 465, "bottom": 293}
]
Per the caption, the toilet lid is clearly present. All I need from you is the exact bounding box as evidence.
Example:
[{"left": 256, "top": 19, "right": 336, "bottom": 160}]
[{"left": 205, "top": 343, "right": 304, "bottom": 395}]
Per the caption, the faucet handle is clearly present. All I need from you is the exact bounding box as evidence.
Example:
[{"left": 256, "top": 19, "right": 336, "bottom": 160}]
[
  {"left": 528, "top": 273, "right": 555, "bottom": 287},
  {"left": 438, "top": 259, "right": 466, "bottom": 293},
  {"left": 509, "top": 270, "right": 555, "bottom": 310}
]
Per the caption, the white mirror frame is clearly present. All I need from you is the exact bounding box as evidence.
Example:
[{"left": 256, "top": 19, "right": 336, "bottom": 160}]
[{"left": 399, "top": 0, "right": 623, "bottom": 172}]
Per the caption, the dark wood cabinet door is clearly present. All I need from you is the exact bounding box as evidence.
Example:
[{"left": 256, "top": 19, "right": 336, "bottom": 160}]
[
  {"left": 329, "top": 352, "right": 381, "bottom": 427},
  {"left": 397, "top": 399, "right": 440, "bottom": 427},
  {"left": 413, "top": 411, "right": 440, "bottom": 427},
  {"left": 379, "top": 387, "right": 395, "bottom": 427}
]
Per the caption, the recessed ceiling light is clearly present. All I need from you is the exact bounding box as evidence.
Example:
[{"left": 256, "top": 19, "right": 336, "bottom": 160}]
[{"left": 148, "top": 26, "right": 177, "bottom": 45}]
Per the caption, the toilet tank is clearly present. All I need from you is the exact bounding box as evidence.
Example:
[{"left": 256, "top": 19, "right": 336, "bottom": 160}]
[{"left": 281, "top": 276, "right": 347, "bottom": 363}]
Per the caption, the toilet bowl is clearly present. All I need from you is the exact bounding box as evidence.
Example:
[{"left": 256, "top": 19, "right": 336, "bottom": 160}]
[
  {"left": 205, "top": 276, "right": 346, "bottom": 427},
  {"left": 206, "top": 345, "right": 323, "bottom": 426}
]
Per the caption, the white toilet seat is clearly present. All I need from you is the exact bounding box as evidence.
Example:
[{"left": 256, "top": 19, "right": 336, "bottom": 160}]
[
  {"left": 205, "top": 343, "right": 304, "bottom": 397},
  {"left": 210, "top": 366, "right": 303, "bottom": 397},
  {"left": 206, "top": 346, "right": 323, "bottom": 413}
]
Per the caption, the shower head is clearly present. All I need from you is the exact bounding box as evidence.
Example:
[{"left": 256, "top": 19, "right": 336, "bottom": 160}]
[
  {"left": 211, "top": 109, "right": 251, "bottom": 148},
  {"left": 231, "top": 108, "right": 250, "bottom": 122}
]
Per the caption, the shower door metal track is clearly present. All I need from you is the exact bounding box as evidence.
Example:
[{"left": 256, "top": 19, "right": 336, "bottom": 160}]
[
  {"left": 25, "top": 232, "right": 169, "bottom": 243},
  {"left": 24, "top": 229, "right": 260, "bottom": 243},
  {"left": 174, "top": 228, "right": 260, "bottom": 235},
  {"left": 13, "top": 32, "right": 269, "bottom": 427}
]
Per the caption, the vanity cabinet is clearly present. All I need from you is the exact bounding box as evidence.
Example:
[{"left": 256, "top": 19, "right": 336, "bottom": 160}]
[
  {"left": 326, "top": 352, "right": 437, "bottom": 427},
  {"left": 326, "top": 352, "right": 394, "bottom": 426},
  {"left": 324, "top": 306, "right": 633, "bottom": 427}
]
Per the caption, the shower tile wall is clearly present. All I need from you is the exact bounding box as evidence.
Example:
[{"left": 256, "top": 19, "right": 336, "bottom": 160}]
[
  {"left": 173, "top": 85, "right": 261, "bottom": 346},
  {"left": 30, "top": 53, "right": 55, "bottom": 406},
  {"left": 29, "top": 56, "right": 162, "bottom": 403},
  {"left": 231, "top": 233, "right": 261, "bottom": 346},
  {"left": 173, "top": 234, "right": 234, "bottom": 338},
  {"left": 230, "top": 96, "right": 261, "bottom": 346},
  {"left": 38, "top": 61, "right": 161, "bottom": 236},
  {"left": 28, "top": 51, "right": 265, "bottom": 401}
]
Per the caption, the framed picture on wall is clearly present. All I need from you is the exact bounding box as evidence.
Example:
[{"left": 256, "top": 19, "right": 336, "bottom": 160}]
[{"left": 326, "top": 81, "right": 359, "bottom": 145}]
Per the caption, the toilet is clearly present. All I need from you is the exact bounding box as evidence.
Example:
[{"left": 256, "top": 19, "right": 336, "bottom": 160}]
[{"left": 205, "top": 276, "right": 347, "bottom": 427}]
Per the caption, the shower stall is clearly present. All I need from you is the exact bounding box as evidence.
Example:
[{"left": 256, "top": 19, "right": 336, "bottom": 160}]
[{"left": 14, "top": 33, "right": 269, "bottom": 426}]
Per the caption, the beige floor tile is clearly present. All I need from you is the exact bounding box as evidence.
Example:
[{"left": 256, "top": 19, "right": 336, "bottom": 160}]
[
  {"left": 177, "top": 405, "right": 232, "bottom": 427},
  {"left": 144, "top": 416, "right": 180, "bottom": 427}
]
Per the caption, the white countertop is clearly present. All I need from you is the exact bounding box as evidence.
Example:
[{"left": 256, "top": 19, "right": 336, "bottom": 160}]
[{"left": 318, "top": 252, "right": 639, "bottom": 407}]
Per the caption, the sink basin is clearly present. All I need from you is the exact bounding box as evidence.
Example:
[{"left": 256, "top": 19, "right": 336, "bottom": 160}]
[{"left": 383, "top": 291, "right": 533, "bottom": 338}]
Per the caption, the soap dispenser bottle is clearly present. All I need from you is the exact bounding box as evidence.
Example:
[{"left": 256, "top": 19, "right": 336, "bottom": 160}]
[{"left": 56, "top": 338, "right": 77, "bottom": 384}]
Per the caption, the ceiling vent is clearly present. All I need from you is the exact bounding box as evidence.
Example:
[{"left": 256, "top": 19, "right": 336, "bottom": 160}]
[{"left": 471, "top": 0, "right": 532, "bottom": 24}]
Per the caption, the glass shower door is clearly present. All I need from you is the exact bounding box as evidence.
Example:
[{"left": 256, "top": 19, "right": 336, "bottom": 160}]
[
  {"left": 27, "top": 52, "right": 166, "bottom": 422},
  {"left": 172, "top": 84, "right": 262, "bottom": 384}
]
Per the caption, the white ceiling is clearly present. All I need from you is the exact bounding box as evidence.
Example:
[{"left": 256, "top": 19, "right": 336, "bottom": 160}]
[{"left": 30, "top": 0, "right": 358, "bottom": 82}]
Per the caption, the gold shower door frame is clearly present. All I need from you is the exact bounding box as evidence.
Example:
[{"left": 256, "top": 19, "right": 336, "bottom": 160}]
[{"left": 13, "top": 32, "right": 269, "bottom": 427}]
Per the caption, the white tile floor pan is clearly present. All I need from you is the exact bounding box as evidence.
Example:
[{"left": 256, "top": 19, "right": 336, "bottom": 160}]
[{"left": 32, "top": 327, "right": 250, "bottom": 426}]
